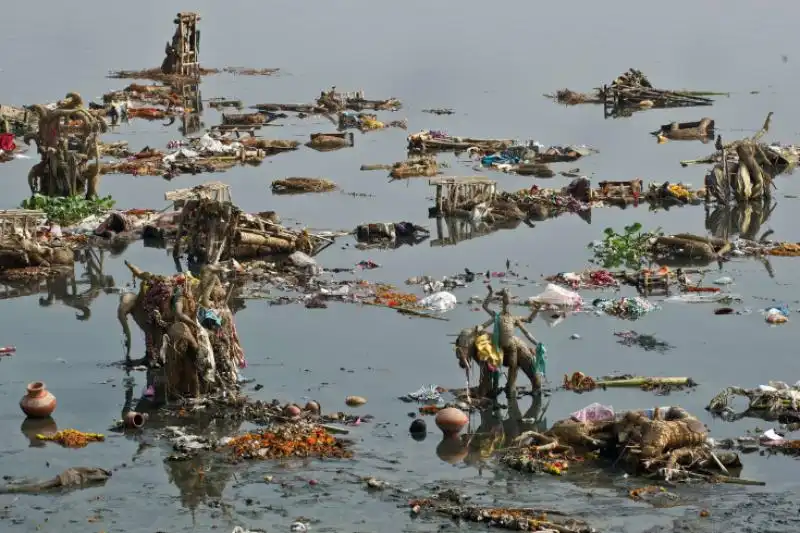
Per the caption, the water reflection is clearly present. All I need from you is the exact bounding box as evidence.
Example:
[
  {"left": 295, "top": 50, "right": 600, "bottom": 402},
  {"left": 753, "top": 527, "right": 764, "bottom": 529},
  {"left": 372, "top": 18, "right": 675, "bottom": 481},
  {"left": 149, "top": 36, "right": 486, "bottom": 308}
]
[
  {"left": 120, "top": 375, "right": 241, "bottom": 512},
  {"left": 430, "top": 217, "right": 529, "bottom": 247},
  {"left": 38, "top": 249, "right": 115, "bottom": 320},
  {"left": 0, "top": 248, "right": 115, "bottom": 320},
  {"left": 705, "top": 200, "right": 776, "bottom": 242},
  {"left": 20, "top": 417, "right": 58, "bottom": 448},
  {"left": 176, "top": 82, "right": 204, "bottom": 137},
  {"left": 435, "top": 393, "right": 547, "bottom": 469}
]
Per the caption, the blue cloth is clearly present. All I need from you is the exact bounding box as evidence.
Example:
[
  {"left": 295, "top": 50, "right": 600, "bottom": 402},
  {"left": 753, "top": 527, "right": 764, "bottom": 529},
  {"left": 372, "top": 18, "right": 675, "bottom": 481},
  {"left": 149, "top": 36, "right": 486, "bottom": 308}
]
[{"left": 197, "top": 307, "right": 222, "bottom": 329}]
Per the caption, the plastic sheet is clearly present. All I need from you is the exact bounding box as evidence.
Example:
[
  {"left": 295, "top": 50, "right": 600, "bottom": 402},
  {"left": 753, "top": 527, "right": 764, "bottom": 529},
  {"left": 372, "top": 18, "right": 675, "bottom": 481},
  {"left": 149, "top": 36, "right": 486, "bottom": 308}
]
[
  {"left": 419, "top": 291, "right": 457, "bottom": 312},
  {"left": 528, "top": 283, "right": 583, "bottom": 308}
]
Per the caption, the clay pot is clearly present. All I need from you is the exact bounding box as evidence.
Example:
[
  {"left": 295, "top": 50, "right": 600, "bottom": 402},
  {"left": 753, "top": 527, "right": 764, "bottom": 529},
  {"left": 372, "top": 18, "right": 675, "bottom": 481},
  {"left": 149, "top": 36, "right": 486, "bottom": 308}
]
[
  {"left": 435, "top": 407, "right": 468, "bottom": 437},
  {"left": 304, "top": 401, "right": 321, "bottom": 415},
  {"left": 436, "top": 435, "right": 468, "bottom": 464},
  {"left": 19, "top": 382, "right": 57, "bottom": 418},
  {"left": 20, "top": 416, "right": 57, "bottom": 448},
  {"left": 124, "top": 411, "right": 148, "bottom": 429},
  {"left": 284, "top": 404, "right": 302, "bottom": 418},
  {"left": 345, "top": 395, "right": 367, "bottom": 407}
]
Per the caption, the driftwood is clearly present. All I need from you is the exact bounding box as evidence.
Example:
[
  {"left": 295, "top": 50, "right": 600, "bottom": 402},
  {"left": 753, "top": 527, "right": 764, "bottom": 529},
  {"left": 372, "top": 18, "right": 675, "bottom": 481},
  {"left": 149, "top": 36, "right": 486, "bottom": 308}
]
[
  {"left": 271, "top": 177, "right": 337, "bottom": 194},
  {"left": 306, "top": 132, "right": 354, "bottom": 152}
]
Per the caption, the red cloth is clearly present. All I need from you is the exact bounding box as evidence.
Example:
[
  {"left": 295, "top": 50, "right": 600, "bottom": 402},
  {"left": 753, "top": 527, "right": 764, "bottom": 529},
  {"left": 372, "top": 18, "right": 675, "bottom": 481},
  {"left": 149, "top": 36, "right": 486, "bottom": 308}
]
[{"left": 0, "top": 133, "right": 15, "bottom": 152}]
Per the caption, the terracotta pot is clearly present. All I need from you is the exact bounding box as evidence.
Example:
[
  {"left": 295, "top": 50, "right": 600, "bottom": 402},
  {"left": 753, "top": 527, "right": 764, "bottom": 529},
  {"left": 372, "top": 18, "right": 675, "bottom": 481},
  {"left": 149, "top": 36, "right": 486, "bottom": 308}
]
[
  {"left": 19, "top": 382, "right": 57, "bottom": 418},
  {"left": 124, "top": 411, "right": 147, "bottom": 429},
  {"left": 435, "top": 407, "right": 468, "bottom": 436},
  {"left": 20, "top": 416, "right": 57, "bottom": 447},
  {"left": 304, "top": 401, "right": 321, "bottom": 415},
  {"left": 284, "top": 404, "right": 302, "bottom": 418}
]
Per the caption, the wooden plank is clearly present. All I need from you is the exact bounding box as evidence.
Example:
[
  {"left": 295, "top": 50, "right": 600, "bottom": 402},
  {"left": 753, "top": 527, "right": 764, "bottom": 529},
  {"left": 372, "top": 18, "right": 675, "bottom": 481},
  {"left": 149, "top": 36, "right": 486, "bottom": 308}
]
[{"left": 428, "top": 176, "right": 496, "bottom": 186}]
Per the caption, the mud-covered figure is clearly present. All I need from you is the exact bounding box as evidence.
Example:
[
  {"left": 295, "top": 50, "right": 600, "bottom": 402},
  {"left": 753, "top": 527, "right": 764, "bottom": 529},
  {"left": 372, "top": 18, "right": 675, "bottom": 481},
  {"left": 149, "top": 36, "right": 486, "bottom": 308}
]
[
  {"left": 455, "top": 286, "right": 543, "bottom": 399},
  {"left": 25, "top": 92, "right": 107, "bottom": 199},
  {"left": 118, "top": 260, "right": 199, "bottom": 368},
  {"left": 117, "top": 261, "right": 243, "bottom": 398},
  {"left": 0, "top": 467, "right": 111, "bottom": 494}
]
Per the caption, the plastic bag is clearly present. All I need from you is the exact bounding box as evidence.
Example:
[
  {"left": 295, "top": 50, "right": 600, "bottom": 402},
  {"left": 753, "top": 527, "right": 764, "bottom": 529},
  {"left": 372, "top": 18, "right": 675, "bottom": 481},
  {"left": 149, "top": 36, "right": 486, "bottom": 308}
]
[
  {"left": 419, "top": 291, "right": 457, "bottom": 312},
  {"left": 571, "top": 402, "right": 614, "bottom": 423},
  {"left": 528, "top": 283, "right": 583, "bottom": 308}
]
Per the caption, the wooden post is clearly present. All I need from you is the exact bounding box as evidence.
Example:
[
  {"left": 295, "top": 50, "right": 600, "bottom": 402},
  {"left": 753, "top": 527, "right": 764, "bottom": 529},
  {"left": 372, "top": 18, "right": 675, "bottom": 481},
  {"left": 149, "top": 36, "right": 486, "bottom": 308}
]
[{"left": 435, "top": 184, "right": 443, "bottom": 215}]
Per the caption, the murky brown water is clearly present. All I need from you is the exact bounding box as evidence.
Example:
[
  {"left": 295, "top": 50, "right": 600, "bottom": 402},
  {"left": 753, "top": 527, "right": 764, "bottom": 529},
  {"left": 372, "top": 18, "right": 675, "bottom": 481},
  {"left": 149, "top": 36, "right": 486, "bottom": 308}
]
[{"left": 2, "top": 1, "right": 800, "bottom": 531}]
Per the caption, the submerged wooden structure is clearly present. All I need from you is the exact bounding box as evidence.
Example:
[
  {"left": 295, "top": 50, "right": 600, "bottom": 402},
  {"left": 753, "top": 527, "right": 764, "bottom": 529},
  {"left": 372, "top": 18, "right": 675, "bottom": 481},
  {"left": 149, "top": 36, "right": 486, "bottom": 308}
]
[
  {"left": 429, "top": 177, "right": 497, "bottom": 217},
  {"left": 162, "top": 13, "right": 201, "bottom": 78},
  {"left": 168, "top": 182, "right": 332, "bottom": 264}
]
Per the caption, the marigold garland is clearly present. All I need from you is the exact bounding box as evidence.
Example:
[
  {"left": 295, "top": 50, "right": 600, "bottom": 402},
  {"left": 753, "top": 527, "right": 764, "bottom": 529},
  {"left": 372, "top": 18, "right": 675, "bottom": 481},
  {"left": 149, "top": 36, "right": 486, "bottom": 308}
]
[{"left": 36, "top": 429, "right": 105, "bottom": 448}]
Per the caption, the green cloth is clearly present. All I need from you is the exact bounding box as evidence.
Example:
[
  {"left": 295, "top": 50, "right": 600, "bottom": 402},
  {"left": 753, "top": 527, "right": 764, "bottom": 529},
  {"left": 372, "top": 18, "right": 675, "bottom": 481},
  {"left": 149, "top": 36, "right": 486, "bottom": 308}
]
[{"left": 534, "top": 343, "right": 547, "bottom": 376}]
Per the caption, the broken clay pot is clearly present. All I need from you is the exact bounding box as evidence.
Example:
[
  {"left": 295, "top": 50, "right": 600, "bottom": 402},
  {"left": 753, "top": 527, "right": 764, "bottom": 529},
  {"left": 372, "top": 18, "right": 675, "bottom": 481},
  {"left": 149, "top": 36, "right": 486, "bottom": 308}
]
[{"left": 124, "top": 411, "right": 148, "bottom": 429}]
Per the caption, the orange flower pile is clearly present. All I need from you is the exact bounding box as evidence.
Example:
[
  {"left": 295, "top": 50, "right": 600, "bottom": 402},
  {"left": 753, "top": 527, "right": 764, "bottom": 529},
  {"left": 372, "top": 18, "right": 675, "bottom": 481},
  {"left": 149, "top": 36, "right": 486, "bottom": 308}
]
[
  {"left": 629, "top": 485, "right": 666, "bottom": 501},
  {"left": 373, "top": 285, "right": 418, "bottom": 308},
  {"left": 765, "top": 243, "right": 800, "bottom": 257},
  {"left": 563, "top": 371, "right": 596, "bottom": 392},
  {"left": 226, "top": 425, "right": 352, "bottom": 460},
  {"left": 37, "top": 429, "right": 105, "bottom": 448}
]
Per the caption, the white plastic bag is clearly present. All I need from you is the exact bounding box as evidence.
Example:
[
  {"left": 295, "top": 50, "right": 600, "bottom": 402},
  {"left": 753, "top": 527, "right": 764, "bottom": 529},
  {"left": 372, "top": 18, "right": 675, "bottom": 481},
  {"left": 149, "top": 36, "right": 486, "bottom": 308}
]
[
  {"left": 571, "top": 402, "right": 614, "bottom": 423},
  {"left": 419, "top": 291, "right": 457, "bottom": 312},
  {"left": 528, "top": 283, "right": 583, "bottom": 308}
]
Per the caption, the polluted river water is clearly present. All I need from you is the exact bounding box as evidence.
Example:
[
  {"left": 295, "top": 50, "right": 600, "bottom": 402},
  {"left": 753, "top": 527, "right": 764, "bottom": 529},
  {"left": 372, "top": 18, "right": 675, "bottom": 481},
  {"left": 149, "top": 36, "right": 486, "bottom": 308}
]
[{"left": 2, "top": 1, "right": 800, "bottom": 532}]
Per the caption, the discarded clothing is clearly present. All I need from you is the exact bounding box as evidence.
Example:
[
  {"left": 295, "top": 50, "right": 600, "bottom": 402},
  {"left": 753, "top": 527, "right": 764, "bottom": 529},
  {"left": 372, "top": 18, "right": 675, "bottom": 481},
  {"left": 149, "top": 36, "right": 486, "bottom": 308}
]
[
  {"left": 0, "top": 133, "right": 16, "bottom": 152},
  {"left": 474, "top": 332, "right": 503, "bottom": 368},
  {"left": 198, "top": 307, "right": 222, "bottom": 329}
]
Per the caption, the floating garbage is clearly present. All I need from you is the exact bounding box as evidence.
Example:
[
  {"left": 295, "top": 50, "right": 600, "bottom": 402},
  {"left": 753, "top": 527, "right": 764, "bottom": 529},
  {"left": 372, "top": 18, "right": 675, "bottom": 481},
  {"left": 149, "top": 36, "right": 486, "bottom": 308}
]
[{"left": 593, "top": 296, "right": 658, "bottom": 319}]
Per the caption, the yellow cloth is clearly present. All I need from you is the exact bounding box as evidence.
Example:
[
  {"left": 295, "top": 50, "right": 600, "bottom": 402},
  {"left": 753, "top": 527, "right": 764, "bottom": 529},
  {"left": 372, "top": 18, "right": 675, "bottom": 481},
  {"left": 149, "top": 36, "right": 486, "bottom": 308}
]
[
  {"left": 361, "top": 116, "right": 384, "bottom": 130},
  {"left": 474, "top": 333, "right": 503, "bottom": 367}
]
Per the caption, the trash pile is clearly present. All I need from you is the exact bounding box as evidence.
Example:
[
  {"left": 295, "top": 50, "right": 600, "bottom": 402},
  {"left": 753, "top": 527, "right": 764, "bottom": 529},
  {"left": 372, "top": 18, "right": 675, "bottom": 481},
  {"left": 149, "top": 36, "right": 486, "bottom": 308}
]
[
  {"left": 503, "top": 405, "right": 739, "bottom": 482},
  {"left": 707, "top": 381, "right": 800, "bottom": 423},
  {"left": 409, "top": 493, "right": 596, "bottom": 533},
  {"left": 550, "top": 68, "right": 718, "bottom": 119},
  {"left": 545, "top": 270, "right": 619, "bottom": 290},
  {"left": 253, "top": 86, "right": 401, "bottom": 116},
  {"left": 472, "top": 142, "right": 597, "bottom": 176},
  {"left": 338, "top": 111, "right": 407, "bottom": 132},
  {"left": 592, "top": 296, "right": 659, "bottom": 320},
  {"left": 102, "top": 133, "right": 274, "bottom": 179},
  {"left": 271, "top": 177, "right": 337, "bottom": 195},
  {"left": 361, "top": 156, "right": 440, "bottom": 179}
]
